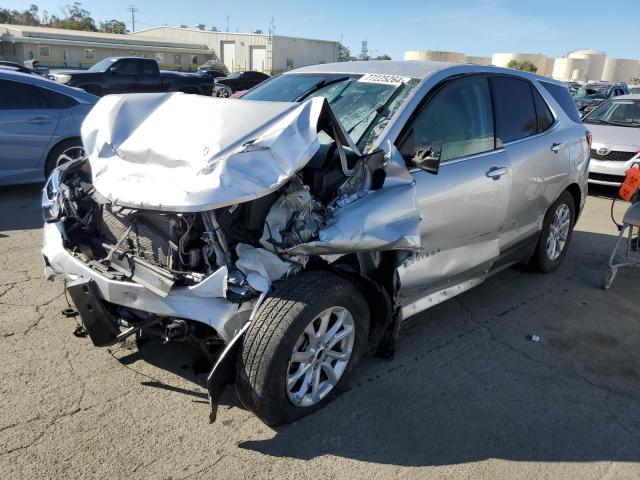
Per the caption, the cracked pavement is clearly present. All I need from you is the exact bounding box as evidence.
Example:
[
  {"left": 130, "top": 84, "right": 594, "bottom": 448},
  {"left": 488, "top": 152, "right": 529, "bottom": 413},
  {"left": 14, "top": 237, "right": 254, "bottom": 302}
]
[{"left": 1, "top": 183, "right": 640, "bottom": 479}]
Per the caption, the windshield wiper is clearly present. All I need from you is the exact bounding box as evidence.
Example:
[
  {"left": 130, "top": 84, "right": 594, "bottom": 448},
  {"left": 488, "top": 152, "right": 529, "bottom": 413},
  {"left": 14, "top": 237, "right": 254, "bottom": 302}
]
[
  {"left": 295, "top": 76, "right": 350, "bottom": 102},
  {"left": 347, "top": 106, "right": 385, "bottom": 134}
]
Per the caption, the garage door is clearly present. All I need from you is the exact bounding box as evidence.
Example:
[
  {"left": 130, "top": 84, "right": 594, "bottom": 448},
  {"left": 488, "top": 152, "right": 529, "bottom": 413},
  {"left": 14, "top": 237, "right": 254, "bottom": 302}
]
[
  {"left": 250, "top": 46, "right": 266, "bottom": 72},
  {"left": 221, "top": 41, "right": 236, "bottom": 71}
]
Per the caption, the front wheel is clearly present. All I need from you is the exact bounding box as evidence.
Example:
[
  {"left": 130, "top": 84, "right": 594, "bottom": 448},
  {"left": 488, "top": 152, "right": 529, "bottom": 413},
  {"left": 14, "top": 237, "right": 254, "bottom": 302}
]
[
  {"left": 529, "top": 190, "right": 576, "bottom": 272},
  {"left": 235, "top": 271, "right": 369, "bottom": 426},
  {"left": 45, "top": 139, "right": 86, "bottom": 178},
  {"left": 216, "top": 86, "right": 230, "bottom": 98}
]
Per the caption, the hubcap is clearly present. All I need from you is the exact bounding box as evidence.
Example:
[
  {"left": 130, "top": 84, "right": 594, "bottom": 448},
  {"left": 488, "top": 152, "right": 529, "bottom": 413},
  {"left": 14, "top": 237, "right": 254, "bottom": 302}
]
[
  {"left": 286, "top": 306, "right": 355, "bottom": 407},
  {"left": 217, "top": 88, "right": 229, "bottom": 98},
  {"left": 546, "top": 203, "right": 571, "bottom": 261},
  {"left": 56, "top": 146, "right": 85, "bottom": 168}
]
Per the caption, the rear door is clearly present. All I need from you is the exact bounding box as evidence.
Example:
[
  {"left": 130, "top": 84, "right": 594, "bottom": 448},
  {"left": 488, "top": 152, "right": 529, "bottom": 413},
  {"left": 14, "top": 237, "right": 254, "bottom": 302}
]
[
  {"left": 136, "top": 59, "right": 161, "bottom": 92},
  {"left": 395, "top": 75, "right": 512, "bottom": 307},
  {"left": 0, "top": 79, "right": 60, "bottom": 182},
  {"left": 491, "top": 75, "right": 571, "bottom": 250}
]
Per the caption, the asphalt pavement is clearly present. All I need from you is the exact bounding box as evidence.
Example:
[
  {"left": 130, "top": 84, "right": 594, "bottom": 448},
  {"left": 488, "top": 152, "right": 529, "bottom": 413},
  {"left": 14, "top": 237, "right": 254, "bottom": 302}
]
[{"left": 1, "top": 183, "right": 639, "bottom": 479}]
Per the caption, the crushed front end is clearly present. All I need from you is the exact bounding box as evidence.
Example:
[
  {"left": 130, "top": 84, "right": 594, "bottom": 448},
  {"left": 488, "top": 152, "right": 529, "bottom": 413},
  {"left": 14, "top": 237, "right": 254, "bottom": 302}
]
[{"left": 42, "top": 91, "right": 422, "bottom": 419}]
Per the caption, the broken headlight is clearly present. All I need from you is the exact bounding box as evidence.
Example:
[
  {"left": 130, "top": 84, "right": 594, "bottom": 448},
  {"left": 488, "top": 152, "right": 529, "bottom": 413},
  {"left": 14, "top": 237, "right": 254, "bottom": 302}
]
[{"left": 42, "top": 169, "right": 64, "bottom": 223}]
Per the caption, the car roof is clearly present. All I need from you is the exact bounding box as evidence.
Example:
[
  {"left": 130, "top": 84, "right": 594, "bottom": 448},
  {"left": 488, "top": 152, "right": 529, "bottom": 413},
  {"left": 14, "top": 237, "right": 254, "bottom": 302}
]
[
  {"left": 287, "top": 60, "right": 458, "bottom": 80},
  {"left": 286, "top": 60, "right": 567, "bottom": 86},
  {"left": 104, "top": 56, "right": 154, "bottom": 61},
  {"left": 0, "top": 69, "right": 98, "bottom": 103}
]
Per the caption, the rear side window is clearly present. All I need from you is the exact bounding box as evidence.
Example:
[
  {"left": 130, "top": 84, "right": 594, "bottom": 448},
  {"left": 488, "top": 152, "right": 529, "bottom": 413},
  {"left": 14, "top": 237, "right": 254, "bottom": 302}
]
[
  {"left": 38, "top": 87, "right": 77, "bottom": 109},
  {"left": 141, "top": 61, "right": 157, "bottom": 75},
  {"left": 491, "top": 76, "right": 537, "bottom": 143},
  {"left": 540, "top": 81, "right": 582, "bottom": 123},
  {"left": 532, "top": 87, "right": 554, "bottom": 132},
  {"left": 0, "top": 79, "right": 48, "bottom": 109}
]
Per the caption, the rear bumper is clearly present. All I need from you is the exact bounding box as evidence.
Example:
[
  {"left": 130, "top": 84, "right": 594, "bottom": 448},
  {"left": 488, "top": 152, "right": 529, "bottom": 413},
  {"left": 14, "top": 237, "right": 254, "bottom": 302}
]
[{"left": 42, "top": 222, "right": 252, "bottom": 342}]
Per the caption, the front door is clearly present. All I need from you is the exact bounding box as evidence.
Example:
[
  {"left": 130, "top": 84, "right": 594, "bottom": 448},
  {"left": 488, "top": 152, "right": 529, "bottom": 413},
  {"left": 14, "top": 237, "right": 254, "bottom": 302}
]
[{"left": 394, "top": 75, "right": 512, "bottom": 307}]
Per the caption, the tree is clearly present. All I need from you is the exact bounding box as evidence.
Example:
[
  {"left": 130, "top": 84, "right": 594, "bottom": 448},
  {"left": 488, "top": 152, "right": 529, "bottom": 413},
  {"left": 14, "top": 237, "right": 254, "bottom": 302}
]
[
  {"left": 0, "top": 4, "right": 41, "bottom": 25},
  {"left": 373, "top": 54, "right": 391, "bottom": 60},
  {"left": 49, "top": 2, "right": 97, "bottom": 31},
  {"left": 507, "top": 60, "right": 538, "bottom": 73},
  {"left": 99, "top": 19, "right": 127, "bottom": 34},
  {"left": 337, "top": 43, "right": 351, "bottom": 62}
]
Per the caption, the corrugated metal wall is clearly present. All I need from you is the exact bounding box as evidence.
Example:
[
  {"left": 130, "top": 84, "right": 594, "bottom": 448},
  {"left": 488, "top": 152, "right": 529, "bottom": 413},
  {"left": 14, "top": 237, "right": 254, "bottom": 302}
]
[{"left": 131, "top": 28, "right": 339, "bottom": 73}]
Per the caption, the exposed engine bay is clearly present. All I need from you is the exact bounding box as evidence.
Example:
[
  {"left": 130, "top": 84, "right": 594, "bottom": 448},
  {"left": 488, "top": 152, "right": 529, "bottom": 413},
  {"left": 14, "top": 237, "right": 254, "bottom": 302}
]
[{"left": 42, "top": 92, "right": 421, "bottom": 353}]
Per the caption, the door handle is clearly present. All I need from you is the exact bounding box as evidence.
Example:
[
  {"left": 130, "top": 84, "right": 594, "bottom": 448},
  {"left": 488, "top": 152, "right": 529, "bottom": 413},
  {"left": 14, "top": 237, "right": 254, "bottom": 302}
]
[
  {"left": 27, "top": 116, "right": 51, "bottom": 124},
  {"left": 486, "top": 166, "right": 510, "bottom": 180},
  {"left": 551, "top": 142, "right": 564, "bottom": 153}
]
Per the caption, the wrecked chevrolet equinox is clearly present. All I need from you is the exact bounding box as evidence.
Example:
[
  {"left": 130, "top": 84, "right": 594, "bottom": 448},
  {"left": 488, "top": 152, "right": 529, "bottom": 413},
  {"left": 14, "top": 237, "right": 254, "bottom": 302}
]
[{"left": 42, "top": 61, "right": 589, "bottom": 425}]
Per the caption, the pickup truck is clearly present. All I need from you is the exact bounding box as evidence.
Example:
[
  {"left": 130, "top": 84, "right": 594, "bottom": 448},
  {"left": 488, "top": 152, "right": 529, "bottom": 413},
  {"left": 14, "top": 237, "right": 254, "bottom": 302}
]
[{"left": 50, "top": 57, "right": 213, "bottom": 97}]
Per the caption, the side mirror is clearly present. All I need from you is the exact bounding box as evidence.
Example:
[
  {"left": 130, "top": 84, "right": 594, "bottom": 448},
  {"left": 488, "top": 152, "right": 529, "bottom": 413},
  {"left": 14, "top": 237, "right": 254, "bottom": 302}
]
[
  {"left": 412, "top": 142, "right": 442, "bottom": 175},
  {"left": 108, "top": 67, "right": 118, "bottom": 75}
]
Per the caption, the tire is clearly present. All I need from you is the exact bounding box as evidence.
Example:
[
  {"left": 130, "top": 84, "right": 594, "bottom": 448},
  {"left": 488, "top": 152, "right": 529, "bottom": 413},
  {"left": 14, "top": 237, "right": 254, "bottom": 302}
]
[
  {"left": 216, "top": 86, "right": 231, "bottom": 98},
  {"left": 45, "top": 139, "right": 86, "bottom": 178},
  {"left": 529, "top": 190, "right": 576, "bottom": 273},
  {"left": 236, "top": 270, "right": 369, "bottom": 426}
]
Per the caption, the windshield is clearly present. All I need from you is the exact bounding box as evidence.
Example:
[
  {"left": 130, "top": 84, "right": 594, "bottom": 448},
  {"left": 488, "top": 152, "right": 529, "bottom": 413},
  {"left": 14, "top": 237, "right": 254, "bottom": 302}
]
[
  {"left": 575, "top": 85, "right": 609, "bottom": 99},
  {"left": 88, "top": 58, "right": 117, "bottom": 73},
  {"left": 242, "top": 73, "right": 419, "bottom": 149},
  {"left": 226, "top": 72, "right": 241, "bottom": 79},
  {"left": 584, "top": 99, "right": 640, "bottom": 127}
]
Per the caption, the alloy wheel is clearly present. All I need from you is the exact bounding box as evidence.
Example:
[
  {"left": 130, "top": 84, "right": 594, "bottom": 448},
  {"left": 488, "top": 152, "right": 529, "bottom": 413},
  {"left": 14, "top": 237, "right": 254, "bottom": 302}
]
[
  {"left": 286, "top": 306, "right": 355, "bottom": 407},
  {"left": 546, "top": 203, "right": 571, "bottom": 261},
  {"left": 56, "top": 146, "right": 85, "bottom": 168}
]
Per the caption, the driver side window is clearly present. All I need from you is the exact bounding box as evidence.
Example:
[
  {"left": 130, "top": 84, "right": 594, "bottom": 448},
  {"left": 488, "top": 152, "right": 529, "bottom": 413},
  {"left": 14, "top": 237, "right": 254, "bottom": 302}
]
[{"left": 400, "top": 76, "right": 495, "bottom": 165}]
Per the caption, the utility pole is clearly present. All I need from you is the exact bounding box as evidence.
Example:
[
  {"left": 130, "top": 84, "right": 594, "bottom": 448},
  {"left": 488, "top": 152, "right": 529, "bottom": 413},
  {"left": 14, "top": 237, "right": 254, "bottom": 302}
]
[
  {"left": 127, "top": 5, "right": 138, "bottom": 32},
  {"left": 226, "top": 15, "right": 229, "bottom": 32}
]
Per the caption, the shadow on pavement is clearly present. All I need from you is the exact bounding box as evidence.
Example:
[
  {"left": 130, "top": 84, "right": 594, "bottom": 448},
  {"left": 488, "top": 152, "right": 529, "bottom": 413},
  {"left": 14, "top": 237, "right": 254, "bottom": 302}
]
[
  {"left": 0, "top": 183, "right": 44, "bottom": 232},
  {"left": 50, "top": 202, "right": 640, "bottom": 466},
  {"left": 234, "top": 230, "right": 640, "bottom": 466},
  {"left": 5, "top": 155, "right": 638, "bottom": 467}
]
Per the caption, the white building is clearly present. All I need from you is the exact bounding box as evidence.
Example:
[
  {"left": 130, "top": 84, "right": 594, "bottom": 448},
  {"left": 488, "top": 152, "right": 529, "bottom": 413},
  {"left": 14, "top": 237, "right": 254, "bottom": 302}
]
[
  {"left": 404, "top": 51, "right": 491, "bottom": 66},
  {"left": 601, "top": 58, "right": 640, "bottom": 83},
  {"left": 552, "top": 57, "right": 588, "bottom": 82},
  {"left": 0, "top": 24, "right": 210, "bottom": 70},
  {"left": 492, "top": 53, "right": 553, "bottom": 76},
  {"left": 130, "top": 26, "right": 339, "bottom": 74},
  {"left": 567, "top": 49, "right": 606, "bottom": 82},
  {"left": 404, "top": 50, "right": 467, "bottom": 63}
]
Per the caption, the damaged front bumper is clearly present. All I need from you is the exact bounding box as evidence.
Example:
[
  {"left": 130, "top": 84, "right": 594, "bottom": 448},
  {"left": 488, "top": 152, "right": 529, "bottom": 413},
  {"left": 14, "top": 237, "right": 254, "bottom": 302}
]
[{"left": 42, "top": 221, "right": 253, "bottom": 343}]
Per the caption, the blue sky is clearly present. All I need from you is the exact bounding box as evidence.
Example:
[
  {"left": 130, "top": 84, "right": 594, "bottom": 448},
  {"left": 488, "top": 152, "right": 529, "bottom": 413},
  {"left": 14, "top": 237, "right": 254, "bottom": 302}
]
[{"left": 4, "top": 0, "right": 640, "bottom": 60}]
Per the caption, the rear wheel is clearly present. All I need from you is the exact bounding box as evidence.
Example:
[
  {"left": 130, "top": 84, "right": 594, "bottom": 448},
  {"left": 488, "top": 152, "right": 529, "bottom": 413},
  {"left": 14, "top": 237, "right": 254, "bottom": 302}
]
[
  {"left": 235, "top": 271, "right": 369, "bottom": 426},
  {"left": 45, "top": 139, "right": 85, "bottom": 178},
  {"left": 529, "top": 191, "right": 575, "bottom": 272}
]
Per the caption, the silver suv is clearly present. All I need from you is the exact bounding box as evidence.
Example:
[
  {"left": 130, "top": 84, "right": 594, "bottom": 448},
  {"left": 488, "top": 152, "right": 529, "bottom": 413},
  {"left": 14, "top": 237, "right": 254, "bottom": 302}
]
[{"left": 42, "top": 61, "right": 590, "bottom": 425}]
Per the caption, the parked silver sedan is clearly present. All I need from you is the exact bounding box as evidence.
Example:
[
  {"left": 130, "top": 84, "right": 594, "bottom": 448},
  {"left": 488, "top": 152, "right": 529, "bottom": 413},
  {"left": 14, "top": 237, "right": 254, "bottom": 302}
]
[
  {"left": 42, "top": 61, "right": 589, "bottom": 425},
  {"left": 0, "top": 70, "right": 97, "bottom": 186},
  {"left": 583, "top": 94, "right": 640, "bottom": 185}
]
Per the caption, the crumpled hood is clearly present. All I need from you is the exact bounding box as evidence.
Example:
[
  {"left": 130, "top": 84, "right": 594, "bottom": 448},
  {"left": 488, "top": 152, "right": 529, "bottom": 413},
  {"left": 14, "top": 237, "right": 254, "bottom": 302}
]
[{"left": 81, "top": 93, "right": 331, "bottom": 212}]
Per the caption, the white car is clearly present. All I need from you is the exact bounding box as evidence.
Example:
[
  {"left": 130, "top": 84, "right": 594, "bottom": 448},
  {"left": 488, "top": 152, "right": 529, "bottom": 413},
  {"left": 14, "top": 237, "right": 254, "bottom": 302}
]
[{"left": 584, "top": 94, "right": 640, "bottom": 185}]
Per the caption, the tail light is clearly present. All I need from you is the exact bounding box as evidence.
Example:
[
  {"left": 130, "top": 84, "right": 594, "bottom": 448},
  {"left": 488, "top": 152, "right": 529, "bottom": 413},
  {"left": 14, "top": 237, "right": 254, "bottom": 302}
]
[{"left": 586, "top": 131, "right": 592, "bottom": 149}]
